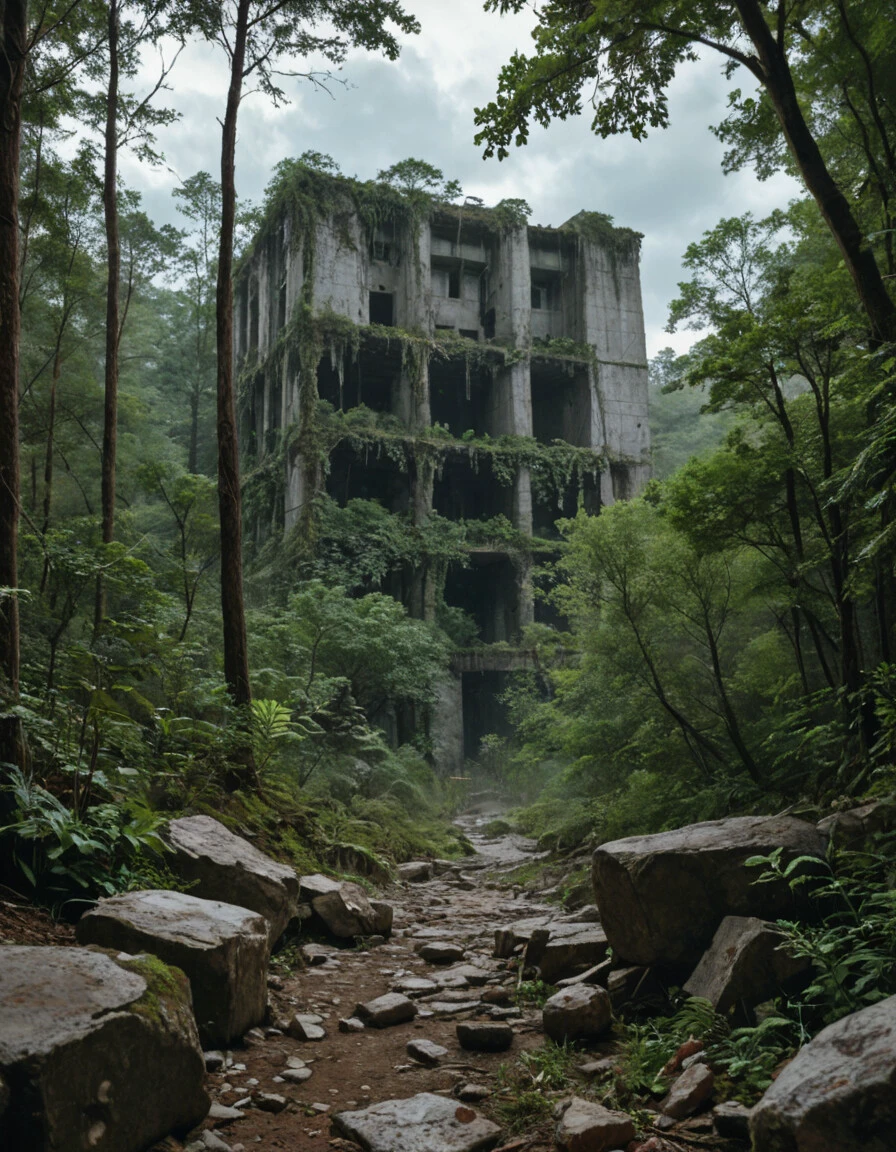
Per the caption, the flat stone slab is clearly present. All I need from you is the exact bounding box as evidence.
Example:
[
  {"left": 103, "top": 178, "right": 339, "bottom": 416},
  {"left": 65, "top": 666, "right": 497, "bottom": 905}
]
[
  {"left": 392, "top": 977, "right": 439, "bottom": 997},
  {"left": 164, "top": 814, "right": 298, "bottom": 941},
  {"left": 0, "top": 946, "right": 208, "bottom": 1152},
  {"left": 407, "top": 1038, "right": 449, "bottom": 1065},
  {"left": 332, "top": 1092, "right": 501, "bottom": 1152},
  {"left": 355, "top": 993, "right": 417, "bottom": 1028},
  {"left": 76, "top": 888, "right": 269, "bottom": 1045},
  {"left": 419, "top": 941, "right": 466, "bottom": 964},
  {"left": 750, "top": 993, "right": 896, "bottom": 1150}
]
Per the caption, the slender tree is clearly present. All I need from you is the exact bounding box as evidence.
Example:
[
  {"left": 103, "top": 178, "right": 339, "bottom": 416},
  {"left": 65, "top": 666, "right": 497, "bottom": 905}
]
[
  {"left": 0, "top": 2, "right": 27, "bottom": 754},
  {"left": 181, "top": 1, "right": 420, "bottom": 771}
]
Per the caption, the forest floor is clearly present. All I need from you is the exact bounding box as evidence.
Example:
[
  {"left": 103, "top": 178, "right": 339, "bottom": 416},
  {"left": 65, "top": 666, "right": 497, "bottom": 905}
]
[{"left": 0, "top": 811, "right": 745, "bottom": 1152}]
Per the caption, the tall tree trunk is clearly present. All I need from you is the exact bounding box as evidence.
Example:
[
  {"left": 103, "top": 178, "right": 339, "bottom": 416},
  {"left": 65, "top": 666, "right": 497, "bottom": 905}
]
[
  {"left": 216, "top": 0, "right": 256, "bottom": 786},
  {"left": 95, "top": 0, "right": 120, "bottom": 635},
  {"left": 734, "top": 0, "right": 896, "bottom": 344},
  {"left": 189, "top": 382, "right": 200, "bottom": 473},
  {"left": 0, "top": 0, "right": 27, "bottom": 780},
  {"left": 39, "top": 348, "right": 61, "bottom": 594}
]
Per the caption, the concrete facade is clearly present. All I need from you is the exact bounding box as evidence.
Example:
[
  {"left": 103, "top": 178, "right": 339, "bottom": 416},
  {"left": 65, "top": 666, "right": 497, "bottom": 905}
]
[{"left": 235, "top": 173, "right": 650, "bottom": 774}]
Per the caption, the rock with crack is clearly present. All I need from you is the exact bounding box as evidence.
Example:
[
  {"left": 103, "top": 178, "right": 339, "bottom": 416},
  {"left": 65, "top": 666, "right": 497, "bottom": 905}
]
[
  {"left": 456, "top": 1021, "right": 514, "bottom": 1052},
  {"left": 542, "top": 984, "right": 612, "bottom": 1043},
  {"left": 163, "top": 814, "right": 298, "bottom": 942},
  {"left": 0, "top": 945, "right": 208, "bottom": 1152},
  {"left": 75, "top": 889, "right": 269, "bottom": 1046},
  {"left": 683, "top": 916, "right": 810, "bottom": 1014},
  {"left": 397, "top": 861, "right": 433, "bottom": 883},
  {"left": 554, "top": 1097, "right": 635, "bottom": 1152},
  {"left": 592, "top": 816, "right": 827, "bottom": 967},
  {"left": 355, "top": 992, "right": 417, "bottom": 1028},
  {"left": 817, "top": 796, "right": 896, "bottom": 850},
  {"left": 332, "top": 1092, "right": 501, "bottom": 1152},
  {"left": 750, "top": 993, "right": 896, "bottom": 1151},
  {"left": 492, "top": 917, "right": 551, "bottom": 959}
]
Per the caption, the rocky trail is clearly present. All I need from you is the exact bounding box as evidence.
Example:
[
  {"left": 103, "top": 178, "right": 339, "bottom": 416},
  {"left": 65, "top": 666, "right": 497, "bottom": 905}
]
[
  {"left": 4, "top": 798, "right": 895, "bottom": 1152},
  {"left": 189, "top": 806, "right": 564, "bottom": 1152}
]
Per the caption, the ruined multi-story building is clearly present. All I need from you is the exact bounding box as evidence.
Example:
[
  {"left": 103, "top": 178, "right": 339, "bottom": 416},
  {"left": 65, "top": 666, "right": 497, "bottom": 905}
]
[{"left": 234, "top": 164, "right": 650, "bottom": 773}]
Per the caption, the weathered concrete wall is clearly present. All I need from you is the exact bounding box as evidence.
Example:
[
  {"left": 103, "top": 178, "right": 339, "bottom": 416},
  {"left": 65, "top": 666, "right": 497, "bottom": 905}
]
[{"left": 234, "top": 184, "right": 652, "bottom": 769}]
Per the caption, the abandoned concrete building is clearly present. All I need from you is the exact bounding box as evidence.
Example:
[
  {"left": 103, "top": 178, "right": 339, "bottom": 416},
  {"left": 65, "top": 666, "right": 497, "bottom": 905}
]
[{"left": 234, "top": 165, "right": 650, "bottom": 774}]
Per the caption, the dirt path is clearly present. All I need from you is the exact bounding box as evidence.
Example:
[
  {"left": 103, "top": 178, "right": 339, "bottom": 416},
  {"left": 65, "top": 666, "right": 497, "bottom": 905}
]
[{"left": 195, "top": 807, "right": 557, "bottom": 1152}]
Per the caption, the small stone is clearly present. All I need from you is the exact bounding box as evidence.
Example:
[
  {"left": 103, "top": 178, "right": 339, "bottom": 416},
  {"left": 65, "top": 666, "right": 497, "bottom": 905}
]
[
  {"left": 267, "top": 974, "right": 284, "bottom": 990},
  {"left": 310, "top": 1102, "right": 331, "bottom": 1113},
  {"left": 407, "top": 1038, "right": 449, "bottom": 1066},
  {"left": 338, "top": 1016, "right": 366, "bottom": 1033},
  {"left": 287, "top": 1014, "right": 326, "bottom": 1041},
  {"left": 201, "top": 1133, "right": 232, "bottom": 1152},
  {"left": 282, "top": 1068, "right": 313, "bottom": 1084},
  {"left": 480, "top": 987, "right": 512, "bottom": 1005},
  {"left": 254, "top": 1093, "right": 288, "bottom": 1113},
  {"left": 659, "top": 1064, "right": 715, "bottom": 1119},
  {"left": 208, "top": 1102, "right": 245, "bottom": 1122},
  {"left": 456, "top": 1021, "right": 514, "bottom": 1052},
  {"left": 205, "top": 1050, "right": 226, "bottom": 1073},
  {"left": 419, "top": 941, "right": 466, "bottom": 964},
  {"left": 354, "top": 992, "right": 417, "bottom": 1028},
  {"left": 244, "top": 1028, "right": 265, "bottom": 1042},
  {"left": 285, "top": 1056, "right": 306, "bottom": 1069},
  {"left": 457, "top": 1084, "right": 491, "bottom": 1102}
]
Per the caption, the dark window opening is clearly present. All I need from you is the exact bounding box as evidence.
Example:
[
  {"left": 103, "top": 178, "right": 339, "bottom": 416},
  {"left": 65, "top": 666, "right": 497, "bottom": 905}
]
[
  {"left": 531, "top": 362, "right": 591, "bottom": 447},
  {"left": 444, "top": 554, "right": 519, "bottom": 645},
  {"left": 531, "top": 274, "right": 561, "bottom": 312},
  {"left": 369, "top": 291, "right": 394, "bottom": 326},
  {"left": 462, "top": 671, "right": 514, "bottom": 762},
  {"left": 483, "top": 308, "right": 496, "bottom": 340},
  {"left": 532, "top": 472, "right": 599, "bottom": 539},
  {"left": 459, "top": 328, "right": 479, "bottom": 342},
  {"left": 448, "top": 268, "right": 461, "bottom": 299},
  {"left": 371, "top": 239, "right": 392, "bottom": 263},
  {"left": 432, "top": 455, "right": 513, "bottom": 522},
  {"left": 326, "top": 443, "right": 410, "bottom": 513},
  {"left": 429, "top": 359, "right": 495, "bottom": 439},
  {"left": 317, "top": 343, "right": 401, "bottom": 415}
]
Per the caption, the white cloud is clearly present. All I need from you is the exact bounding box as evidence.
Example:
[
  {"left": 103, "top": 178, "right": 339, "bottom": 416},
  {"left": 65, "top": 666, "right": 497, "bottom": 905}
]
[{"left": 118, "top": 1, "right": 800, "bottom": 357}]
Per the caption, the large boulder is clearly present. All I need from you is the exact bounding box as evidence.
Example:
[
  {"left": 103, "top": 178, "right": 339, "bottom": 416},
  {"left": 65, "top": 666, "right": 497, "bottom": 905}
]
[
  {"left": 163, "top": 814, "right": 298, "bottom": 941},
  {"left": 592, "top": 816, "right": 827, "bottom": 967},
  {"left": 0, "top": 945, "right": 208, "bottom": 1152},
  {"left": 683, "top": 916, "right": 810, "bottom": 1014},
  {"left": 76, "top": 889, "right": 269, "bottom": 1045},
  {"left": 750, "top": 994, "right": 896, "bottom": 1151},
  {"left": 332, "top": 1092, "right": 501, "bottom": 1152}
]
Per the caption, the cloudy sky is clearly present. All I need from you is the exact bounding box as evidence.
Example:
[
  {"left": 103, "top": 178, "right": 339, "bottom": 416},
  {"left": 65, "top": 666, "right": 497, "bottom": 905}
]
[{"left": 126, "top": 0, "right": 800, "bottom": 357}]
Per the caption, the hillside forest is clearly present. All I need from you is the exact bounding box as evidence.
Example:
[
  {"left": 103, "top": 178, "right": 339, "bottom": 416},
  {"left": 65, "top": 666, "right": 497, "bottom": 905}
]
[{"left": 1, "top": 0, "right": 895, "bottom": 1110}]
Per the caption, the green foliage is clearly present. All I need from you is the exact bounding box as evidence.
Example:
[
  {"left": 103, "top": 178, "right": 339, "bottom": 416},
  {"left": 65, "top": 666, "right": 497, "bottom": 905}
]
[
  {"left": 0, "top": 767, "right": 167, "bottom": 905},
  {"left": 747, "top": 838, "right": 896, "bottom": 1025}
]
